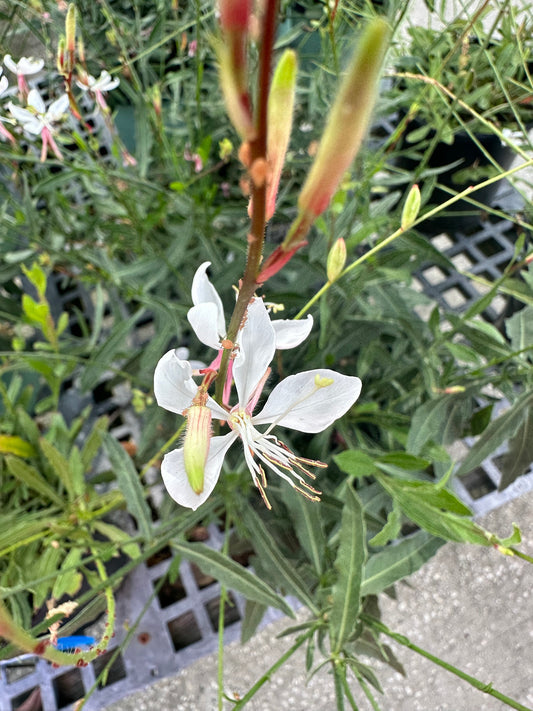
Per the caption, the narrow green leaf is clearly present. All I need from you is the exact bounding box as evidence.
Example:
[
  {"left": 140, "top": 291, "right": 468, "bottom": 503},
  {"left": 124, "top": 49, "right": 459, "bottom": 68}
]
[
  {"left": 368, "top": 504, "right": 402, "bottom": 547},
  {"left": 240, "top": 599, "right": 267, "bottom": 644},
  {"left": 456, "top": 391, "right": 533, "bottom": 477},
  {"left": 52, "top": 548, "right": 83, "bottom": 600},
  {"left": 283, "top": 486, "right": 325, "bottom": 575},
  {"left": 334, "top": 450, "right": 379, "bottom": 479},
  {"left": 80, "top": 416, "right": 108, "bottom": 470},
  {"left": 92, "top": 521, "right": 141, "bottom": 560},
  {"left": 240, "top": 507, "right": 318, "bottom": 614},
  {"left": 103, "top": 434, "right": 152, "bottom": 541},
  {"left": 498, "top": 408, "right": 533, "bottom": 490},
  {"left": 5, "top": 456, "right": 64, "bottom": 507},
  {"left": 362, "top": 531, "right": 444, "bottom": 596},
  {"left": 0, "top": 435, "right": 35, "bottom": 458},
  {"left": 330, "top": 486, "right": 366, "bottom": 653},
  {"left": 407, "top": 394, "right": 473, "bottom": 454},
  {"left": 173, "top": 541, "right": 294, "bottom": 617},
  {"left": 39, "top": 437, "right": 75, "bottom": 500}
]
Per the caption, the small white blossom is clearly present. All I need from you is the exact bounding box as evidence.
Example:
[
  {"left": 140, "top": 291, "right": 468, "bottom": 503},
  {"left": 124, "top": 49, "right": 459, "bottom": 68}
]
[
  {"left": 7, "top": 88, "right": 69, "bottom": 160},
  {"left": 4, "top": 55, "right": 44, "bottom": 76},
  {"left": 75, "top": 70, "right": 120, "bottom": 94}
]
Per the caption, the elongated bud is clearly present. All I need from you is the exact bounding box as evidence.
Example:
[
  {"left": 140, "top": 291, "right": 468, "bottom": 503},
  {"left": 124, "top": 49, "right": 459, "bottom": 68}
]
[
  {"left": 219, "top": 0, "right": 251, "bottom": 31},
  {"left": 183, "top": 405, "right": 212, "bottom": 494},
  {"left": 326, "top": 237, "right": 347, "bottom": 283},
  {"left": 66, "top": 4, "right": 77, "bottom": 54},
  {"left": 217, "top": 0, "right": 254, "bottom": 140},
  {"left": 297, "top": 18, "right": 390, "bottom": 219},
  {"left": 56, "top": 37, "right": 66, "bottom": 76},
  {"left": 265, "top": 50, "right": 297, "bottom": 221},
  {"left": 401, "top": 184, "right": 421, "bottom": 229}
]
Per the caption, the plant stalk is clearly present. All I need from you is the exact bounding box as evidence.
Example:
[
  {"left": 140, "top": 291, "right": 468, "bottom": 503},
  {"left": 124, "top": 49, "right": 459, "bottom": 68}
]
[{"left": 363, "top": 615, "right": 533, "bottom": 711}]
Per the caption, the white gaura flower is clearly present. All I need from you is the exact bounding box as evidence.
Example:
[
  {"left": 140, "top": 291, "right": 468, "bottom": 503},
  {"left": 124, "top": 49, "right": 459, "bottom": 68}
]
[
  {"left": 187, "top": 261, "right": 314, "bottom": 352},
  {"left": 75, "top": 70, "right": 119, "bottom": 111},
  {"left": 4, "top": 55, "right": 44, "bottom": 76},
  {"left": 4, "top": 55, "right": 44, "bottom": 94},
  {"left": 76, "top": 70, "right": 120, "bottom": 94},
  {"left": 7, "top": 88, "right": 69, "bottom": 161},
  {"left": 154, "top": 297, "right": 362, "bottom": 510}
]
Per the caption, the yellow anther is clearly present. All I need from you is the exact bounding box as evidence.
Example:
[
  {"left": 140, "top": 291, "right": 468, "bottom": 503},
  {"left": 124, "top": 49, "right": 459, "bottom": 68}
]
[{"left": 314, "top": 374, "right": 334, "bottom": 388}]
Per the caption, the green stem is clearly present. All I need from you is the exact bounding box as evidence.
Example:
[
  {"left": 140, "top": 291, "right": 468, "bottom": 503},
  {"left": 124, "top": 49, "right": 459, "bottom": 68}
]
[
  {"left": 231, "top": 629, "right": 314, "bottom": 710},
  {"left": 295, "top": 157, "right": 533, "bottom": 320},
  {"left": 217, "top": 516, "right": 232, "bottom": 711},
  {"left": 363, "top": 615, "right": 533, "bottom": 711},
  {"left": 333, "top": 659, "right": 346, "bottom": 711},
  {"left": 342, "top": 671, "right": 362, "bottom": 711}
]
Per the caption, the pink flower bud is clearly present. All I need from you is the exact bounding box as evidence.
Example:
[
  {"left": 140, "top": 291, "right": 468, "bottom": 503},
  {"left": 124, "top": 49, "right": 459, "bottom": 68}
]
[
  {"left": 183, "top": 405, "right": 212, "bottom": 494},
  {"left": 297, "top": 18, "right": 390, "bottom": 217}
]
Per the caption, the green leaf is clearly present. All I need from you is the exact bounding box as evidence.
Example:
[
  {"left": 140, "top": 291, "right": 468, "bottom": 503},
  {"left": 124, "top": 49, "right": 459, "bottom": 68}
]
[
  {"left": 362, "top": 530, "right": 444, "bottom": 596},
  {"left": 92, "top": 521, "right": 141, "bottom": 560},
  {"left": 240, "top": 507, "right": 318, "bottom": 614},
  {"left": 22, "top": 294, "right": 48, "bottom": 326},
  {"left": 407, "top": 393, "right": 473, "bottom": 454},
  {"left": 52, "top": 548, "right": 83, "bottom": 600},
  {"left": 506, "top": 305, "right": 533, "bottom": 356},
  {"left": 173, "top": 541, "right": 294, "bottom": 617},
  {"left": 377, "top": 452, "right": 430, "bottom": 471},
  {"left": 0, "top": 435, "right": 35, "bottom": 458},
  {"left": 240, "top": 599, "right": 267, "bottom": 644},
  {"left": 498, "top": 408, "right": 533, "bottom": 490},
  {"left": 334, "top": 450, "right": 379, "bottom": 479},
  {"left": 368, "top": 504, "right": 402, "bottom": 547},
  {"left": 330, "top": 486, "right": 366, "bottom": 654},
  {"left": 80, "top": 416, "right": 108, "bottom": 471},
  {"left": 39, "top": 437, "right": 75, "bottom": 501},
  {"left": 103, "top": 434, "right": 153, "bottom": 541},
  {"left": 455, "top": 391, "right": 533, "bottom": 477},
  {"left": 5, "top": 456, "right": 64, "bottom": 507},
  {"left": 282, "top": 486, "right": 326, "bottom": 575}
]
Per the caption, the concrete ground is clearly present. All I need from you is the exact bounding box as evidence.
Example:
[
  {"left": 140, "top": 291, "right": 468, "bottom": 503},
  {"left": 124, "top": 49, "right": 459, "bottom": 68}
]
[{"left": 105, "top": 490, "right": 533, "bottom": 711}]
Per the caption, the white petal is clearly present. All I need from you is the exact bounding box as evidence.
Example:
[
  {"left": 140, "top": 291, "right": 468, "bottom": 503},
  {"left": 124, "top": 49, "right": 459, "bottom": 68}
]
[
  {"left": 190, "top": 262, "right": 226, "bottom": 335},
  {"left": 0, "top": 76, "right": 8, "bottom": 96},
  {"left": 161, "top": 433, "right": 236, "bottom": 510},
  {"left": 46, "top": 94, "right": 69, "bottom": 122},
  {"left": 18, "top": 57, "right": 44, "bottom": 75},
  {"left": 153, "top": 349, "right": 199, "bottom": 414},
  {"left": 7, "top": 102, "right": 35, "bottom": 124},
  {"left": 253, "top": 369, "right": 362, "bottom": 433},
  {"left": 272, "top": 315, "right": 313, "bottom": 349},
  {"left": 187, "top": 302, "right": 224, "bottom": 350},
  {"left": 3, "top": 55, "right": 16, "bottom": 74},
  {"left": 27, "top": 88, "right": 45, "bottom": 114},
  {"left": 233, "top": 298, "right": 276, "bottom": 406},
  {"left": 154, "top": 347, "right": 229, "bottom": 421}
]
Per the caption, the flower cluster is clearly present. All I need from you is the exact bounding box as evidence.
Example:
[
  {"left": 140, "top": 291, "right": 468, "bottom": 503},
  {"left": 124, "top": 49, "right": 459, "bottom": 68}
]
[
  {"left": 154, "top": 263, "right": 362, "bottom": 510},
  {"left": 0, "top": 52, "right": 120, "bottom": 161}
]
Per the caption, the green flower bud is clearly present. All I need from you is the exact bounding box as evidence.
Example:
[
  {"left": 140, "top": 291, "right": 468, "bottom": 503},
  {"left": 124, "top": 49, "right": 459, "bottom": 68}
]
[
  {"left": 326, "top": 237, "right": 347, "bottom": 283},
  {"left": 401, "top": 184, "right": 421, "bottom": 230},
  {"left": 183, "top": 405, "right": 212, "bottom": 494}
]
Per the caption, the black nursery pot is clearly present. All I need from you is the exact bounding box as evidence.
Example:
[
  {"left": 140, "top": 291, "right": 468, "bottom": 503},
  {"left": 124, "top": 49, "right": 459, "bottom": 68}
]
[{"left": 397, "top": 121, "right": 516, "bottom": 235}]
